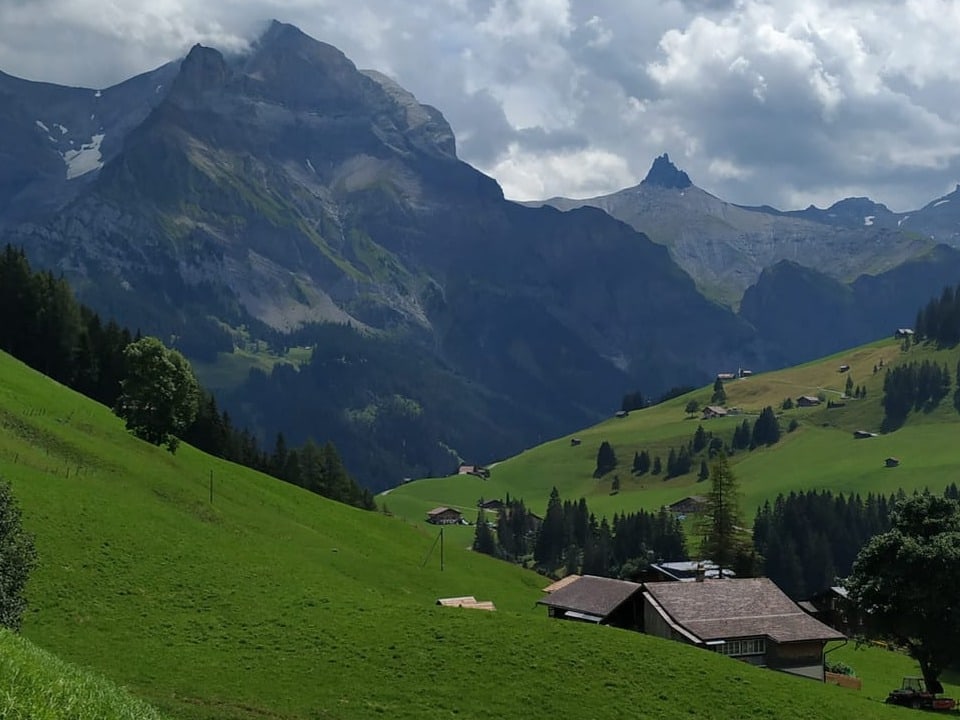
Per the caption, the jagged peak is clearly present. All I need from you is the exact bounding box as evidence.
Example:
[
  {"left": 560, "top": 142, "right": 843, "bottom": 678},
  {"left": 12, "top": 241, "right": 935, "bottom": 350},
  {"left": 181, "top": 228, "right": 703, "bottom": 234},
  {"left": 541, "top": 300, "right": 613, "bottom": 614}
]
[
  {"left": 170, "top": 44, "right": 228, "bottom": 97},
  {"left": 641, "top": 153, "right": 692, "bottom": 190},
  {"left": 248, "top": 20, "right": 353, "bottom": 70}
]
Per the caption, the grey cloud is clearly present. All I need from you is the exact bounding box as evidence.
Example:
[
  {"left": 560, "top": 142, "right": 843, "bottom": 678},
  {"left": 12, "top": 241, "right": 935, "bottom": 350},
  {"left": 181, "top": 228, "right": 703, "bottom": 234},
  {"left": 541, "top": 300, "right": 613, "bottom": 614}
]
[{"left": 2, "top": 1, "right": 960, "bottom": 211}]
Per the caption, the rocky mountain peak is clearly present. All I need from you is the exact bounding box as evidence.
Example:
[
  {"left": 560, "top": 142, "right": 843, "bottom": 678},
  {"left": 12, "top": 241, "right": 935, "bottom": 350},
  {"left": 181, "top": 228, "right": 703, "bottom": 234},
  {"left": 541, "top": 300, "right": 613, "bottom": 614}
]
[
  {"left": 641, "top": 153, "right": 692, "bottom": 190},
  {"left": 171, "top": 44, "right": 228, "bottom": 99},
  {"left": 238, "top": 20, "right": 366, "bottom": 112}
]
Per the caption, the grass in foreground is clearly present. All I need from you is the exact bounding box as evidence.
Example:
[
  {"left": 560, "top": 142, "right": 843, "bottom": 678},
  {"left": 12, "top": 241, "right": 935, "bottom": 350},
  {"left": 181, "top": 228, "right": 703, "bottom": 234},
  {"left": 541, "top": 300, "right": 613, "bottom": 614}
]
[
  {"left": 0, "top": 628, "right": 169, "bottom": 720},
  {"left": 0, "top": 349, "right": 921, "bottom": 719}
]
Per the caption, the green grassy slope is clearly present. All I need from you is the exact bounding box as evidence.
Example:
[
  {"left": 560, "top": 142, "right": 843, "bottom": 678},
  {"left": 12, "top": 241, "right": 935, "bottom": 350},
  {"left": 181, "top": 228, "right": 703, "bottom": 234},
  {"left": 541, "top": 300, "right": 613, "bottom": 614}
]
[
  {"left": 0, "top": 349, "right": 932, "bottom": 719},
  {"left": 385, "top": 339, "right": 960, "bottom": 524},
  {"left": 0, "top": 628, "right": 171, "bottom": 720}
]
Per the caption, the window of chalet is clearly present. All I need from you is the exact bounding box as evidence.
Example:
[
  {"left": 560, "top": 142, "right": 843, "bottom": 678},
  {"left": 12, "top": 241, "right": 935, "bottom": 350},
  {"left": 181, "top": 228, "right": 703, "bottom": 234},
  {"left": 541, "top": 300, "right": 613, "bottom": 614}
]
[{"left": 714, "top": 638, "right": 766, "bottom": 657}]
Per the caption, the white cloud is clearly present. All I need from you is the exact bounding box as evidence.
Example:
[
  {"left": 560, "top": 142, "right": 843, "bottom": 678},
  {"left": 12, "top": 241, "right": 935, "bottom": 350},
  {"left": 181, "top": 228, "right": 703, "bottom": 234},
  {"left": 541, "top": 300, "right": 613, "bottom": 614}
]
[
  {"left": 484, "top": 144, "right": 634, "bottom": 200},
  {"left": 3, "top": 1, "right": 960, "bottom": 210}
]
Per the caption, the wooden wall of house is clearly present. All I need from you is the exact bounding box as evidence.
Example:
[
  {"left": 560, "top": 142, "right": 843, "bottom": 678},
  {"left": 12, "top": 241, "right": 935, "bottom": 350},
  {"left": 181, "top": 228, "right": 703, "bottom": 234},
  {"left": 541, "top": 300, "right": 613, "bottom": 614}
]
[{"left": 767, "top": 641, "right": 826, "bottom": 681}]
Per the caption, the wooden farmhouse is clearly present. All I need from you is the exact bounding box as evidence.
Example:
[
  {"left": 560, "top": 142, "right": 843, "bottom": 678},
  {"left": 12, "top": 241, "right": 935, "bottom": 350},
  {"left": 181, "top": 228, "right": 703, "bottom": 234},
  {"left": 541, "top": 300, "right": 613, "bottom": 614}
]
[
  {"left": 537, "top": 575, "right": 644, "bottom": 629},
  {"left": 426, "top": 506, "right": 463, "bottom": 525},
  {"left": 702, "top": 405, "right": 728, "bottom": 420},
  {"left": 642, "top": 578, "right": 844, "bottom": 681},
  {"left": 667, "top": 496, "right": 707, "bottom": 515},
  {"left": 796, "top": 395, "right": 821, "bottom": 407}
]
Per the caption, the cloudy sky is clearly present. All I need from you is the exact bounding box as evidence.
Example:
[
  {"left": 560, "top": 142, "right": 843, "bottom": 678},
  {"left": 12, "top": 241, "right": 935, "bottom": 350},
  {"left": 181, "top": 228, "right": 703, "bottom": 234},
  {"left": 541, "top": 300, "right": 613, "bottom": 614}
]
[{"left": 3, "top": 0, "right": 960, "bottom": 211}]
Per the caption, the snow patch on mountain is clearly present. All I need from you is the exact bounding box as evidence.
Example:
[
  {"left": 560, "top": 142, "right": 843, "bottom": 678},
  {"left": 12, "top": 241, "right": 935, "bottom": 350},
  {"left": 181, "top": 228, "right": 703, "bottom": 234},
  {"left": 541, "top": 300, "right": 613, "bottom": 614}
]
[
  {"left": 62, "top": 133, "right": 105, "bottom": 179},
  {"left": 934, "top": 199, "right": 950, "bottom": 207},
  {"left": 864, "top": 215, "right": 874, "bottom": 226},
  {"left": 35, "top": 120, "right": 49, "bottom": 133}
]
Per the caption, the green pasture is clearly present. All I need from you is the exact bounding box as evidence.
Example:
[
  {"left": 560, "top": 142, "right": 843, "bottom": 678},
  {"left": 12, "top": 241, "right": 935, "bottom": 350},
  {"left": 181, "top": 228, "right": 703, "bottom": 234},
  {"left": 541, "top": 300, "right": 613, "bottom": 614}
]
[
  {"left": 0, "top": 349, "right": 922, "bottom": 719},
  {"left": 385, "top": 338, "right": 960, "bottom": 523}
]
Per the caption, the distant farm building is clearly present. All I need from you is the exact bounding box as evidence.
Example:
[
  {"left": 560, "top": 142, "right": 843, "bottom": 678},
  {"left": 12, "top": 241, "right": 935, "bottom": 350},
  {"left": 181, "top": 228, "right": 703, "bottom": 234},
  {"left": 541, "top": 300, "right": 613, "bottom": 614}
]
[
  {"left": 478, "top": 498, "right": 505, "bottom": 512},
  {"left": 615, "top": 410, "right": 629, "bottom": 418},
  {"left": 796, "top": 396, "right": 822, "bottom": 407},
  {"left": 895, "top": 328, "right": 915, "bottom": 339},
  {"left": 885, "top": 457, "right": 900, "bottom": 468},
  {"left": 642, "top": 578, "right": 844, "bottom": 681},
  {"left": 538, "top": 575, "right": 644, "bottom": 629},
  {"left": 668, "top": 496, "right": 707, "bottom": 515},
  {"left": 644, "top": 560, "right": 732, "bottom": 583},
  {"left": 716, "top": 372, "right": 737, "bottom": 381},
  {"left": 458, "top": 464, "right": 490, "bottom": 478},
  {"left": 838, "top": 364, "right": 850, "bottom": 373},
  {"left": 426, "top": 507, "right": 464, "bottom": 525},
  {"left": 739, "top": 368, "right": 753, "bottom": 378},
  {"left": 853, "top": 430, "right": 877, "bottom": 439},
  {"left": 800, "top": 586, "right": 858, "bottom": 635},
  {"left": 570, "top": 437, "right": 582, "bottom": 446},
  {"left": 702, "top": 406, "right": 728, "bottom": 420}
]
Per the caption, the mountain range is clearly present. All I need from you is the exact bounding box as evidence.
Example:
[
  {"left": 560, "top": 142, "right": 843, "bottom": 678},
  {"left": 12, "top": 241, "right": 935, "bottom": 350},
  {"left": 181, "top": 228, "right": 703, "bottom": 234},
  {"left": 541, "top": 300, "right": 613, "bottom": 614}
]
[
  {"left": 1, "top": 21, "right": 958, "bottom": 490},
  {"left": 531, "top": 153, "right": 960, "bottom": 309}
]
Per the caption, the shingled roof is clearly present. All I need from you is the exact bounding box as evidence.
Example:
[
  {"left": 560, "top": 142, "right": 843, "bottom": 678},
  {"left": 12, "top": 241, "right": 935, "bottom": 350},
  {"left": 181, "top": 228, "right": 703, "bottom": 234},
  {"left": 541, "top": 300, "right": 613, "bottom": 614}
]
[
  {"left": 537, "top": 575, "right": 642, "bottom": 619},
  {"left": 643, "top": 577, "right": 844, "bottom": 644}
]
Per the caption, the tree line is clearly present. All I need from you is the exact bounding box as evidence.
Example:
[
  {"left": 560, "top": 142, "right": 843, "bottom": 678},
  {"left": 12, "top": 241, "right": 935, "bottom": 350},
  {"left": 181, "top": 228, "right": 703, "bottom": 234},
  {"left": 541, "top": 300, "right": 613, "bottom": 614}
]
[
  {"left": 596, "top": 406, "right": 782, "bottom": 482},
  {"left": 881, "top": 359, "right": 951, "bottom": 429},
  {"left": 915, "top": 283, "right": 960, "bottom": 346},
  {"left": 0, "top": 244, "right": 373, "bottom": 510},
  {"left": 752, "top": 489, "right": 896, "bottom": 600},
  {"left": 473, "top": 487, "right": 688, "bottom": 580}
]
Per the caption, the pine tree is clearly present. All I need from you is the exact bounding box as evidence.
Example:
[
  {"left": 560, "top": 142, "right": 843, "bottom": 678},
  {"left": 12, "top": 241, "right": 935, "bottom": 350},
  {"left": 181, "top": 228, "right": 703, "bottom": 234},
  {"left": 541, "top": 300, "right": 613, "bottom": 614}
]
[
  {"left": 711, "top": 377, "right": 727, "bottom": 405},
  {"left": 594, "top": 441, "right": 618, "bottom": 477},
  {"left": 698, "top": 454, "right": 745, "bottom": 578},
  {"left": 473, "top": 510, "right": 497, "bottom": 556},
  {"left": 638, "top": 450, "right": 651, "bottom": 474},
  {"left": 652, "top": 456, "right": 662, "bottom": 475},
  {"left": 692, "top": 424, "right": 707, "bottom": 452},
  {"left": 698, "top": 459, "right": 709, "bottom": 482}
]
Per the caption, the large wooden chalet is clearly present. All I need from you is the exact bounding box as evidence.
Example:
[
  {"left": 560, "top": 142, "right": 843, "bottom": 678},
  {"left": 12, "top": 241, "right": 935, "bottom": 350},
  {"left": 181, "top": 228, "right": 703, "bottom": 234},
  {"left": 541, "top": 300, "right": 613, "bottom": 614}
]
[{"left": 642, "top": 578, "right": 844, "bottom": 681}]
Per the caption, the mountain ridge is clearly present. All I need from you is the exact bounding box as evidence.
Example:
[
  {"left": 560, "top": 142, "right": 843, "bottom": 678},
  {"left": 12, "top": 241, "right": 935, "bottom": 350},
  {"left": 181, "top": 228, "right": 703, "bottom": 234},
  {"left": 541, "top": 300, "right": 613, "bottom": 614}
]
[{"left": 0, "top": 22, "right": 762, "bottom": 490}]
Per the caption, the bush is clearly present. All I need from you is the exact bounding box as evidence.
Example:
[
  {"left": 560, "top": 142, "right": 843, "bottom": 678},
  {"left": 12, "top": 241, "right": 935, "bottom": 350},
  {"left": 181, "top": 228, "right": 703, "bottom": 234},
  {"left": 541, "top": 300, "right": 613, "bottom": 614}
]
[
  {"left": 0, "top": 480, "right": 37, "bottom": 632},
  {"left": 825, "top": 659, "right": 856, "bottom": 677}
]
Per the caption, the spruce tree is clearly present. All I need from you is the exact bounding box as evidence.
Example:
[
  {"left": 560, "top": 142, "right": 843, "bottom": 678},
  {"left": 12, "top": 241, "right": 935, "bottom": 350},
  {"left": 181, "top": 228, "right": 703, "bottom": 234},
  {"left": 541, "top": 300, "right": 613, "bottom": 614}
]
[
  {"left": 711, "top": 377, "right": 727, "bottom": 405},
  {"left": 594, "top": 441, "right": 617, "bottom": 477},
  {"left": 473, "top": 510, "right": 497, "bottom": 556},
  {"left": 698, "top": 454, "right": 745, "bottom": 578}
]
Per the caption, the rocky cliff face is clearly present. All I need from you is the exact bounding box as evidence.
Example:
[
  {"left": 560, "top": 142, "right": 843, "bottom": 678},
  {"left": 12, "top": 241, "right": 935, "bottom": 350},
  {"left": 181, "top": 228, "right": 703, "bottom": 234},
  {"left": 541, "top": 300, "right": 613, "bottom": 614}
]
[{"left": 0, "top": 22, "right": 763, "bottom": 489}]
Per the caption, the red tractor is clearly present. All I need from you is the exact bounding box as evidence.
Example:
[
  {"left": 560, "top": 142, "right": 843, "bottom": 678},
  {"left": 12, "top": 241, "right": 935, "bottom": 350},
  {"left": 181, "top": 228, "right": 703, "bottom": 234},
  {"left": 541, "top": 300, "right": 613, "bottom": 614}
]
[{"left": 886, "top": 677, "right": 957, "bottom": 711}]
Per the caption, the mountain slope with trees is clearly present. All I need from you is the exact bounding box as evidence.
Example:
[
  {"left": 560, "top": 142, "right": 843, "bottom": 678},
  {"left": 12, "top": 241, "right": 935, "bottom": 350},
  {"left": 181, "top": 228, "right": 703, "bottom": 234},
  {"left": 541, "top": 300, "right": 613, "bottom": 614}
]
[{"left": 0, "top": 23, "right": 763, "bottom": 491}]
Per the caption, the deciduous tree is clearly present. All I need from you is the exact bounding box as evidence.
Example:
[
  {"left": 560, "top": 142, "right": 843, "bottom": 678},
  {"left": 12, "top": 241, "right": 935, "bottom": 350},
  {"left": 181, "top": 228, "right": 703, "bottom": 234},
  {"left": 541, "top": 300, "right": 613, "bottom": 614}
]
[
  {"left": 847, "top": 493, "right": 960, "bottom": 689},
  {"left": 114, "top": 337, "right": 200, "bottom": 453}
]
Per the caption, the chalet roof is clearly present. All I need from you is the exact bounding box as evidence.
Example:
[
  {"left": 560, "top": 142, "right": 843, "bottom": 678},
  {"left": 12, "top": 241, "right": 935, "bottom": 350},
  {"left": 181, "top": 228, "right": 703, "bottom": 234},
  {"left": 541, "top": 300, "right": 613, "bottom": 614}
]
[
  {"left": 797, "top": 395, "right": 821, "bottom": 403},
  {"left": 649, "top": 560, "right": 733, "bottom": 581},
  {"left": 537, "top": 575, "right": 642, "bottom": 618},
  {"left": 703, "top": 406, "right": 728, "bottom": 415},
  {"left": 643, "top": 578, "right": 844, "bottom": 644},
  {"left": 542, "top": 574, "right": 581, "bottom": 593},
  {"left": 668, "top": 495, "right": 707, "bottom": 509},
  {"left": 427, "top": 506, "right": 461, "bottom": 516}
]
